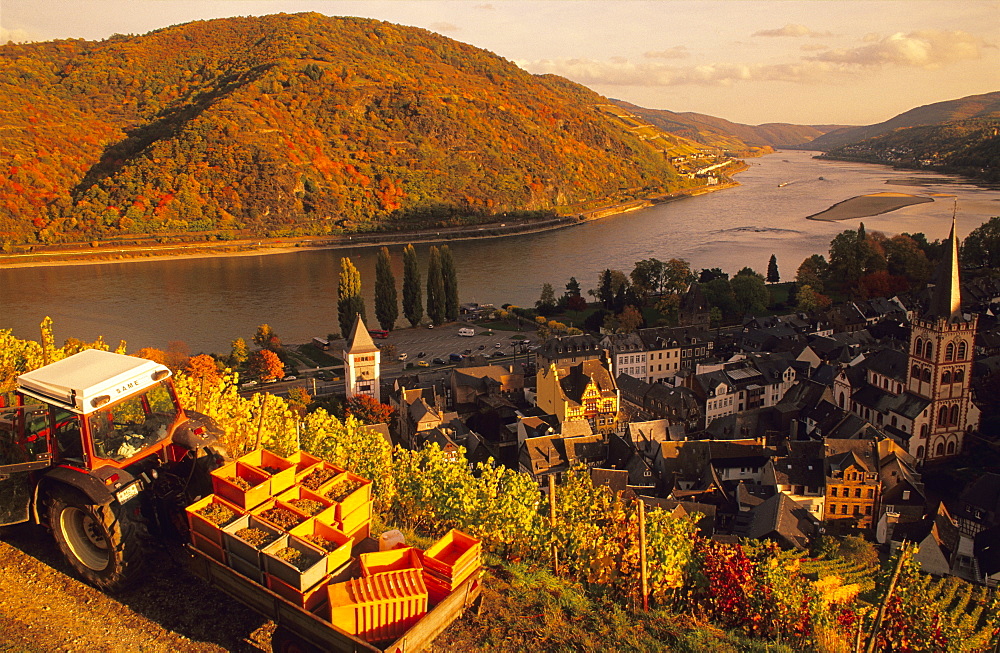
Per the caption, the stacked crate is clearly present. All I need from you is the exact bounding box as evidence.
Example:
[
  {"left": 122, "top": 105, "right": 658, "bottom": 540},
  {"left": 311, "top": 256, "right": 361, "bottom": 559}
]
[
  {"left": 327, "top": 569, "right": 428, "bottom": 642},
  {"left": 186, "top": 447, "right": 373, "bottom": 611},
  {"left": 421, "top": 530, "right": 482, "bottom": 604}
]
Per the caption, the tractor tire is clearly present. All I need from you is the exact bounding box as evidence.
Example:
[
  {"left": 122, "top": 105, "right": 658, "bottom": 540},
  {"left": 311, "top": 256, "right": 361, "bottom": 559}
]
[{"left": 48, "top": 486, "right": 145, "bottom": 592}]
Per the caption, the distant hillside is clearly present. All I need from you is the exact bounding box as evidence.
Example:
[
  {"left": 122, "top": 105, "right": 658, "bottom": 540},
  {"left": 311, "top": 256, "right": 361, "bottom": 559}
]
[
  {"left": 611, "top": 100, "right": 845, "bottom": 154},
  {"left": 819, "top": 117, "right": 1000, "bottom": 182},
  {"left": 0, "top": 13, "right": 718, "bottom": 247},
  {"left": 806, "top": 91, "right": 1000, "bottom": 151}
]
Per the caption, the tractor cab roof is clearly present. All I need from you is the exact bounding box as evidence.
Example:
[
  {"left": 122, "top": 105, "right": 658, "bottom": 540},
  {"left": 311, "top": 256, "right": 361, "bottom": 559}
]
[{"left": 16, "top": 349, "right": 172, "bottom": 415}]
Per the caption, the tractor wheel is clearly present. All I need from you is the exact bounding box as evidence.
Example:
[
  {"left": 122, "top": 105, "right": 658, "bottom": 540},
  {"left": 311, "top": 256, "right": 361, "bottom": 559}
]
[{"left": 48, "top": 486, "right": 144, "bottom": 591}]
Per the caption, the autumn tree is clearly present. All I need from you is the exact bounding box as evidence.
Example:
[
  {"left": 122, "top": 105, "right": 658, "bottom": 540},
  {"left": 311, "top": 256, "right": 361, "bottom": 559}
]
[
  {"left": 884, "top": 234, "right": 931, "bottom": 284},
  {"left": 795, "top": 285, "right": 831, "bottom": 312},
  {"left": 374, "top": 246, "right": 398, "bottom": 332},
  {"left": 253, "top": 325, "right": 281, "bottom": 352},
  {"left": 766, "top": 254, "right": 779, "bottom": 283},
  {"left": 440, "top": 244, "right": 459, "bottom": 322},
  {"left": 426, "top": 245, "right": 446, "bottom": 326},
  {"left": 617, "top": 305, "right": 643, "bottom": 333},
  {"left": 796, "top": 254, "right": 829, "bottom": 293},
  {"left": 248, "top": 349, "right": 284, "bottom": 381},
  {"left": 338, "top": 256, "right": 365, "bottom": 338},
  {"left": 402, "top": 243, "right": 423, "bottom": 327},
  {"left": 344, "top": 393, "right": 396, "bottom": 425},
  {"left": 186, "top": 354, "right": 221, "bottom": 383},
  {"left": 286, "top": 386, "right": 312, "bottom": 415},
  {"left": 229, "top": 337, "right": 249, "bottom": 367},
  {"left": 630, "top": 258, "right": 666, "bottom": 302}
]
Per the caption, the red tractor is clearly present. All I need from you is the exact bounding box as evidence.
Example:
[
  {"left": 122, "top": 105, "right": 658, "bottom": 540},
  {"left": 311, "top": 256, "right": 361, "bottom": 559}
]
[{"left": 0, "top": 349, "right": 227, "bottom": 590}]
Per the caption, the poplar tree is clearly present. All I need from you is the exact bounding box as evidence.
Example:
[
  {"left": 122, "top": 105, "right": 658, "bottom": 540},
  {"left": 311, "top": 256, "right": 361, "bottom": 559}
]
[
  {"left": 374, "top": 247, "right": 398, "bottom": 331},
  {"left": 338, "top": 257, "right": 365, "bottom": 338},
  {"left": 402, "top": 244, "right": 423, "bottom": 327},
  {"left": 767, "top": 254, "right": 780, "bottom": 284},
  {"left": 426, "top": 245, "right": 446, "bottom": 326},
  {"left": 441, "top": 244, "right": 459, "bottom": 321}
]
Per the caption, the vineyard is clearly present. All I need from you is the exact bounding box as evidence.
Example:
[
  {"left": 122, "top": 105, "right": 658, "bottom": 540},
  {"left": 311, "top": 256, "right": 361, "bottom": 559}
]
[{"left": 2, "top": 325, "right": 999, "bottom": 651}]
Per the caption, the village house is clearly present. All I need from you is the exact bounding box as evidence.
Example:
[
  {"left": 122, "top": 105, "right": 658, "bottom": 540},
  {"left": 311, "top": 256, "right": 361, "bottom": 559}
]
[{"left": 536, "top": 359, "right": 620, "bottom": 435}]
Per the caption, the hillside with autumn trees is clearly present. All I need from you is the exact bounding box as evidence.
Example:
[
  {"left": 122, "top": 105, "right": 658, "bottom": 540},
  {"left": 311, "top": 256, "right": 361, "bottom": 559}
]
[{"left": 0, "top": 12, "right": 720, "bottom": 248}]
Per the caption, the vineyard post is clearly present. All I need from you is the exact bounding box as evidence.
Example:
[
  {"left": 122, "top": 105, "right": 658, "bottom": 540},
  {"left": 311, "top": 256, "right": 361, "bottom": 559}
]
[
  {"left": 864, "top": 542, "right": 907, "bottom": 653},
  {"left": 253, "top": 393, "right": 269, "bottom": 450},
  {"left": 548, "top": 474, "right": 559, "bottom": 576},
  {"left": 197, "top": 376, "right": 206, "bottom": 413},
  {"left": 638, "top": 498, "right": 648, "bottom": 611}
]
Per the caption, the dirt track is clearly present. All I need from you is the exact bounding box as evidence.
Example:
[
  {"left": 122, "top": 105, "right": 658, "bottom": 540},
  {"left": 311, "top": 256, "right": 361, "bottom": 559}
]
[{"left": 0, "top": 523, "right": 272, "bottom": 652}]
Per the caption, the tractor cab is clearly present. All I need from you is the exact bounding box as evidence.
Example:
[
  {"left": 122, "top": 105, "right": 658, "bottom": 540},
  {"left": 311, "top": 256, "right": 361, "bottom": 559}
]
[{"left": 14, "top": 349, "right": 182, "bottom": 470}]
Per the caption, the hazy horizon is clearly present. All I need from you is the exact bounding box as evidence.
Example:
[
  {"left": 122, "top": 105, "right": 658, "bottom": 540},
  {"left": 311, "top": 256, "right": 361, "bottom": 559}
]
[{"left": 2, "top": 1, "right": 997, "bottom": 126}]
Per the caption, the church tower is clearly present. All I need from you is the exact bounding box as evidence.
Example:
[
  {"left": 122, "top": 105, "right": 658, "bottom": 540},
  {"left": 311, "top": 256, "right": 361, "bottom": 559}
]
[
  {"left": 906, "top": 215, "right": 978, "bottom": 462},
  {"left": 344, "top": 314, "right": 381, "bottom": 403}
]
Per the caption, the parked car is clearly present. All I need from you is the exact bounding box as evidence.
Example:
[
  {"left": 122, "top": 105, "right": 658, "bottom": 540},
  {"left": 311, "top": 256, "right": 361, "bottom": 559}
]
[
  {"left": 398, "top": 353, "right": 408, "bottom": 361},
  {"left": 317, "top": 371, "right": 333, "bottom": 381},
  {"left": 478, "top": 344, "right": 486, "bottom": 350},
  {"left": 427, "top": 324, "right": 434, "bottom": 329},
  {"left": 449, "top": 353, "right": 464, "bottom": 362},
  {"left": 491, "top": 350, "right": 505, "bottom": 358},
  {"left": 494, "top": 342, "right": 502, "bottom": 348},
  {"left": 283, "top": 375, "right": 297, "bottom": 381},
  {"left": 462, "top": 349, "right": 472, "bottom": 355},
  {"left": 417, "top": 352, "right": 426, "bottom": 358},
  {"left": 432, "top": 357, "right": 446, "bottom": 365},
  {"left": 417, "top": 360, "right": 429, "bottom": 367}
]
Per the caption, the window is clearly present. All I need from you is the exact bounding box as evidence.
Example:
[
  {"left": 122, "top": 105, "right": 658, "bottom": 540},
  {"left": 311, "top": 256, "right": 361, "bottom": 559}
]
[
  {"left": 911, "top": 364, "right": 920, "bottom": 379},
  {"left": 950, "top": 405, "right": 959, "bottom": 426},
  {"left": 942, "top": 371, "right": 952, "bottom": 384},
  {"left": 955, "top": 369, "right": 965, "bottom": 383},
  {"left": 946, "top": 342, "right": 955, "bottom": 362},
  {"left": 865, "top": 506, "right": 872, "bottom": 516},
  {"left": 947, "top": 441, "right": 956, "bottom": 455},
  {"left": 915, "top": 338, "right": 923, "bottom": 356},
  {"left": 938, "top": 407, "right": 948, "bottom": 426},
  {"left": 917, "top": 445, "right": 924, "bottom": 459},
  {"left": 841, "top": 504, "right": 848, "bottom": 515},
  {"left": 828, "top": 503, "right": 836, "bottom": 514},
  {"left": 853, "top": 505, "right": 860, "bottom": 515},
  {"left": 936, "top": 443, "right": 945, "bottom": 457},
  {"left": 855, "top": 488, "right": 862, "bottom": 498},
  {"left": 925, "top": 342, "right": 933, "bottom": 359},
  {"left": 922, "top": 367, "right": 931, "bottom": 382},
  {"left": 958, "top": 342, "right": 968, "bottom": 360},
  {"left": 902, "top": 490, "right": 911, "bottom": 500},
  {"left": 87, "top": 382, "right": 178, "bottom": 462},
  {"left": 867, "top": 488, "right": 874, "bottom": 498},
  {"left": 831, "top": 487, "right": 838, "bottom": 497}
]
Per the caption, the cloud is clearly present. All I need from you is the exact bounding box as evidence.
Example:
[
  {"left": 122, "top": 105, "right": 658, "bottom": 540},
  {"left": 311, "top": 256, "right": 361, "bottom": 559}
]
[
  {"left": 643, "top": 46, "right": 690, "bottom": 60},
  {"left": 1, "top": 26, "right": 37, "bottom": 43},
  {"left": 799, "top": 43, "right": 829, "bottom": 52},
  {"left": 517, "top": 57, "right": 851, "bottom": 86},
  {"left": 753, "top": 24, "right": 833, "bottom": 38},
  {"left": 429, "top": 22, "right": 459, "bottom": 33},
  {"left": 808, "top": 30, "right": 986, "bottom": 69},
  {"left": 475, "top": 3, "right": 495, "bottom": 9}
]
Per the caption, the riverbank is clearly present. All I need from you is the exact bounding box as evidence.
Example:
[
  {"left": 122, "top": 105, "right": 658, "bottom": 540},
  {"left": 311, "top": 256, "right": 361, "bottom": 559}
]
[
  {"left": 0, "top": 179, "right": 741, "bottom": 270},
  {"left": 805, "top": 191, "right": 935, "bottom": 221}
]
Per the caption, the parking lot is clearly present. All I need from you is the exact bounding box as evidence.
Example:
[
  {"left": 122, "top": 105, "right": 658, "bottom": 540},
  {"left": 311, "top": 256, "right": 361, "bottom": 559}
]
[{"left": 372, "top": 322, "right": 536, "bottom": 373}]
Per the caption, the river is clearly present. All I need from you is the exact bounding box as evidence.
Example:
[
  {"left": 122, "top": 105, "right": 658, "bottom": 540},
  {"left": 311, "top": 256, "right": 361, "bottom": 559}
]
[{"left": 2, "top": 150, "right": 999, "bottom": 353}]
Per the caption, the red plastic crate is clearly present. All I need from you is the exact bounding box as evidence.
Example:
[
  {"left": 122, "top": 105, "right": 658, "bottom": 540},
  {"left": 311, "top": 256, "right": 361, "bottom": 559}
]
[
  {"left": 276, "top": 485, "right": 337, "bottom": 524},
  {"left": 251, "top": 498, "right": 310, "bottom": 532},
  {"left": 328, "top": 569, "right": 428, "bottom": 642},
  {"left": 336, "top": 498, "right": 372, "bottom": 535},
  {"left": 324, "top": 472, "right": 373, "bottom": 519},
  {"left": 185, "top": 494, "right": 245, "bottom": 547},
  {"left": 238, "top": 448, "right": 296, "bottom": 495},
  {"left": 190, "top": 530, "right": 227, "bottom": 564},
  {"left": 359, "top": 547, "right": 422, "bottom": 577},
  {"left": 283, "top": 450, "right": 325, "bottom": 480},
  {"left": 267, "top": 572, "right": 331, "bottom": 613},
  {"left": 288, "top": 518, "right": 353, "bottom": 574},
  {"left": 422, "top": 529, "right": 481, "bottom": 580},
  {"left": 211, "top": 461, "right": 271, "bottom": 510}
]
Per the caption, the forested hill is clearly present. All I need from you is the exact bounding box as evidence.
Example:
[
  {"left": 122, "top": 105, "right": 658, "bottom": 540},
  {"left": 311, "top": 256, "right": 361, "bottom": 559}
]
[
  {"left": 0, "top": 13, "right": 715, "bottom": 247},
  {"left": 806, "top": 91, "right": 1000, "bottom": 151},
  {"left": 611, "top": 99, "right": 846, "bottom": 154}
]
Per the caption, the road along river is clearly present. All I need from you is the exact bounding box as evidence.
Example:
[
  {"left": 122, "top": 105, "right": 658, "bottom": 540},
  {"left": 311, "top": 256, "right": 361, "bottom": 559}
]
[{"left": 2, "top": 150, "right": 998, "bottom": 352}]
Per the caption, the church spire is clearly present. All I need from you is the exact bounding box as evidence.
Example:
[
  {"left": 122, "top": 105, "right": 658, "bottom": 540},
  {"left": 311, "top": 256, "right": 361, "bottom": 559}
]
[{"left": 926, "top": 207, "right": 963, "bottom": 321}]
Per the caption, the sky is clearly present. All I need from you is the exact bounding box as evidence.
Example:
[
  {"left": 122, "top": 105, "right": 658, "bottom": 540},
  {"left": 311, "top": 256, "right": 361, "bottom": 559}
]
[{"left": 2, "top": 1, "right": 998, "bottom": 126}]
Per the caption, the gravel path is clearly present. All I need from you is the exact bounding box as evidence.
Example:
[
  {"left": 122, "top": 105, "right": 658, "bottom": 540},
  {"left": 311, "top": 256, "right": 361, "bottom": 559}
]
[{"left": 0, "top": 523, "right": 273, "bottom": 653}]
